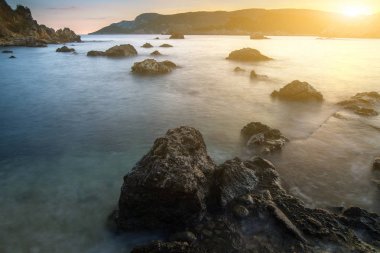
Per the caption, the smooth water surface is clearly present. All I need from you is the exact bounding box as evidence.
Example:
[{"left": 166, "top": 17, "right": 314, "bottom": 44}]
[{"left": 0, "top": 35, "right": 379, "bottom": 253}]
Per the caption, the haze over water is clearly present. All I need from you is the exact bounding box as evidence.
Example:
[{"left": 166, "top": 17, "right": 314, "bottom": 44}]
[{"left": 0, "top": 35, "right": 379, "bottom": 252}]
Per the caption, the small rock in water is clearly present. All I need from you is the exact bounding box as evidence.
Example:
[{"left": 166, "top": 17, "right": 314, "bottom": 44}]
[
  {"left": 154, "top": 37, "right": 160, "bottom": 40},
  {"left": 56, "top": 46, "right": 75, "bottom": 53},
  {"left": 2, "top": 50, "right": 13, "bottom": 54},
  {"left": 9, "top": 55, "right": 16, "bottom": 59},
  {"left": 142, "top": 43, "right": 153, "bottom": 48},
  {"left": 227, "top": 48, "right": 272, "bottom": 62},
  {"left": 250, "top": 70, "right": 258, "bottom": 78},
  {"left": 169, "top": 33, "right": 185, "bottom": 39},
  {"left": 131, "top": 59, "right": 177, "bottom": 75},
  {"left": 337, "top": 92, "right": 380, "bottom": 116},
  {"left": 234, "top": 67, "right": 245, "bottom": 72},
  {"left": 160, "top": 43, "right": 173, "bottom": 48},
  {"left": 87, "top": 44, "right": 138, "bottom": 57},
  {"left": 150, "top": 50, "right": 162, "bottom": 56},
  {"left": 271, "top": 80, "right": 324, "bottom": 101},
  {"left": 250, "top": 34, "right": 270, "bottom": 40},
  {"left": 87, "top": 50, "right": 106, "bottom": 57}
]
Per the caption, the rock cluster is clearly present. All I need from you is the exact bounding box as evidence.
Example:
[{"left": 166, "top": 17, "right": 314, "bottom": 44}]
[
  {"left": 131, "top": 59, "right": 177, "bottom": 74},
  {"left": 337, "top": 92, "right": 380, "bottom": 116},
  {"left": 271, "top": 80, "right": 324, "bottom": 101},
  {"left": 0, "top": 0, "right": 81, "bottom": 47},
  {"left": 87, "top": 44, "right": 138, "bottom": 57},
  {"left": 112, "top": 126, "right": 380, "bottom": 253},
  {"left": 56, "top": 46, "right": 75, "bottom": 53},
  {"left": 226, "top": 48, "right": 272, "bottom": 62},
  {"left": 241, "top": 122, "right": 288, "bottom": 154}
]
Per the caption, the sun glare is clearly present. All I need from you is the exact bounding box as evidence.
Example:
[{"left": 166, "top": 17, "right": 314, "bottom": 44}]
[{"left": 342, "top": 5, "right": 372, "bottom": 17}]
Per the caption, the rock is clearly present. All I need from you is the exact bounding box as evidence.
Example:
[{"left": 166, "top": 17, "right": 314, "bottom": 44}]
[
  {"left": 150, "top": 50, "right": 162, "bottom": 56},
  {"left": 169, "top": 231, "right": 197, "bottom": 243},
  {"left": 214, "top": 158, "right": 258, "bottom": 207},
  {"left": 131, "top": 241, "right": 190, "bottom": 253},
  {"left": 337, "top": 92, "right": 380, "bottom": 116},
  {"left": 154, "top": 37, "right": 160, "bottom": 40},
  {"left": 234, "top": 67, "right": 245, "bottom": 72},
  {"left": 9, "top": 55, "right": 16, "bottom": 59},
  {"left": 169, "top": 33, "right": 185, "bottom": 39},
  {"left": 87, "top": 50, "right": 106, "bottom": 57},
  {"left": 250, "top": 70, "right": 258, "bottom": 78},
  {"left": 2, "top": 50, "right": 13, "bottom": 53},
  {"left": 131, "top": 59, "right": 177, "bottom": 75},
  {"left": 271, "top": 80, "right": 324, "bottom": 102},
  {"left": 160, "top": 43, "right": 173, "bottom": 48},
  {"left": 117, "top": 126, "right": 216, "bottom": 229},
  {"left": 373, "top": 158, "right": 380, "bottom": 171},
  {"left": 56, "top": 46, "right": 75, "bottom": 53},
  {"left": 0, "top": 1, "right": 81, "bottom": 47},
  {"left": 241, "top": 122, "right": 288, "bottom": 154},
  {"left": 115, "top": 126, "right": 380, "bottom": 253},
  {"left": 226, "top": 48, "right": 272, "bottom": 62},
  {"left": 105, "top": 44, "right": 138, "bottom": 57},
  {"left": 142, "top": 43, "right": 153, "bottom": 48},
  {"left": 87, "top": 44, "right": 138, "bottom": 58},
  {"left": 250, "top": 34, "right": 270, "bottom": 40},
  {"left": 233, "top": 205, "right": 249, "bottom": 218}
]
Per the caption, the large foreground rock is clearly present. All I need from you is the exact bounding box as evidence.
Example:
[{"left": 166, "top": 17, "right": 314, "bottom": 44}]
[
  {"left": 271, "top": 80, "right": 324, "bottom": 101},
  {"left": 87, "top": 44, "right": 137, "bottom": 57},
  {"left": 131, "top": 59, "right": 177, "bottom": 74},
  {"left": 112, "top": 126, "right": 379, "bottom": 253},
  {"left": 337, "top": 92, "right": 380, "bottom": 116},
  {"left": 241, "top": 122, "right": 288, "bottom": 154},
  {"left": 226, "top": 48, "right": 272, "bottom": 62},
  {"left": 117, "top": 127, "right": 216, "bottom": 229}
]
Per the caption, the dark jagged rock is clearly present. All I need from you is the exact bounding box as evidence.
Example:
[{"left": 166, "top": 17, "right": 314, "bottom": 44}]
[
  {"left": 337, "top": 92, "right": 380, "bottom": 116},
  {"left": 87, "top": 50, "right": 106, "bottom": 57},
  {"left": 142, "top": 43, "right": 153, "bottom": 48},
  {"left": 150, "top": 50, "right": 162, "bottom": 56},
  {"left": 241, "top": 122, "right": 288, "bottom": 154},
  {"left": 169, "top": 33, "right": 185, "bottom": 39},
  {"left": 234, "top": 67, "right": 245, "bottom": 72},
  {"left": 250, "top": 34, "right": 270, "bottom": 40},
  {"left": 131, "top": 59, "right": 177, "bottom": 75},
  {"left": 114, "top": 126, "right": 379, "bottom": 253},
  {"left": 117, "top": 127, "right": 216, "bottom": 230},
  {"left": 87, "top": 44, "right": 138, "bottom": 58},
  {"left": 271, "top": 80, "right": 324, "bottom": 102},
  {"left": 226, "top": 48, "right": 272, "bottom": 62},
  {"left": 2, "top": 50, "right": 13, "bottom": 53},
  {"left": 250, "top": 70, "right": 268, "bottom": 79},
  {"left": 159, "top": 43, "right": 173, "bottom": 48},
  {"left": 56, "top": 46, "right": 75, "bottom": 53},
  {"left": 0, "top": 0, "right": 81, "bottom": 46},
  {"left": 374, "top": 158, "right": 380, "bottom": 171}
]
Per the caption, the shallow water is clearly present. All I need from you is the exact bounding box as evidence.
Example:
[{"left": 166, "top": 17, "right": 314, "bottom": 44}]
[{"left": 0, "top": 35, "right": 379, "bottom": 253}]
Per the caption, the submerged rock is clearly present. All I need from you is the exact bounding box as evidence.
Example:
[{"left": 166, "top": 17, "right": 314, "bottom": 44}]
[
  {"left": 131, "top": 59, "right": 177, "bottom": 74},
  {"left": 227, "top": 48, "right": 272, "bottom": 62},
  {"left": 2, "top": 50, "right": 13, "bottom": 53},
  {"left": 87, "top": 44, "right": 138, "bottom": 57},
  {"left": 169, "top": 33, "right": 185, "bottom": 39},
  {"left": 9, "top": 55, "right": 16, "bottom": 59},
  {"left": 117, "top": 126, "right": 216, "bottom": 229},
  {"left": 150, "top": 50, "right": 162, "bottom": 56},
  {"left": 337, "top": 92, "right": 380, "bottom": 116},
  {"left": 142, "top": 43, "right": 153, "bottom": 48},
  {"left": 114, "top": 126, "right": 379, "bottom": 253},
  {"left": 250, "top": 34, "right": 270, "bottom": 40},
  {"left": 241, "top": 122, "right": 288, "bottom": 154},
  {"left": 271, "top": 80, "right": 324, "bottom": 101},
  {"left": 234, "top": 67, "right": 245, "bottom": 72},
  {"left": 160, "top": 43, "right": 173, "bottom": 48},
  {"left": 56, "top": 46, "right": 75, "bottom": 53}
]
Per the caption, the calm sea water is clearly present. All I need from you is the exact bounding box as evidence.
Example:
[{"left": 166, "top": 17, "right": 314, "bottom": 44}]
[{"left": 0, "top": 35, "right": 379, "bottom": 253}]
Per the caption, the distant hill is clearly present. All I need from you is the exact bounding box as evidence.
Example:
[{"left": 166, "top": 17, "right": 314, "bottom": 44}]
[
  {"left": 91, "top": 8, "right": 380, "bottom": 38},
  {"left": 0, "top": 0, "right": 81, "bottom": 47}
]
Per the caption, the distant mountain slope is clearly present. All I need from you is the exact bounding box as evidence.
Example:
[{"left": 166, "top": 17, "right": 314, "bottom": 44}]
[
  {"left": 0, "top": 0, "right": 81, "bottom": 47},
  {"left": 91, "top": 8, "right": 380, "bottom": 38}
]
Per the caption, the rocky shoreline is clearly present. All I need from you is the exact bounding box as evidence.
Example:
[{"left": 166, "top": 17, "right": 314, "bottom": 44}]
[
  {"left": 110, "top": 126, "right": 380, "bottom": 253},
  {"left": 0, "top": 0, "right": 81, "bottom": 47}
]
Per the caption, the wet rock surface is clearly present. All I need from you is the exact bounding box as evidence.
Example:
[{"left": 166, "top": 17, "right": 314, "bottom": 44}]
[
  {"left": 56, "top": 46, "right": 75, "bottom": 53},
  {"left": 227, "top": 48, "right": 272, "bottom": 62},
  {"left": 241, "top": 122, "right": 288, "bottom": 154},
  {"left": 112, "top": 126, "right": 379, "bottom": 253},
  {"left": 131, "top": 59, "right": 177, "bottom": 74},
  {"left": 87, "top": 44, "right": 138, "bottom": 57},
  {"left": 337, "top": 92, "right": 380, "bottom": 116},
  {"left": 271, "top": 80, "right": 324, "bottom": 101}
]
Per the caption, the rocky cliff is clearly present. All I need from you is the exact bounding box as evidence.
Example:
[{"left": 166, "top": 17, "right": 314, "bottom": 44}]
[{"left": 0, "top": 0, "right": 81, "bottom": 47}]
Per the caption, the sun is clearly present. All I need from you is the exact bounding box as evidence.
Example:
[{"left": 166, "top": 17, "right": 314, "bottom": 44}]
[{"left": 342, "top": 5, "right": 372, "bottom": 17}]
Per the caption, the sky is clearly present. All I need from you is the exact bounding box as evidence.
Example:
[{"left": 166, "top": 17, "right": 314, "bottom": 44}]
[{"left": 7, "top": 0, "right": 380, "bottom": 34}]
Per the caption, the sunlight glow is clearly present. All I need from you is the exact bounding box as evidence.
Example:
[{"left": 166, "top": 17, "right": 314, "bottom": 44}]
[{"left": 342, "top": 5, "right": 372, "bottom": 17}]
